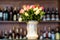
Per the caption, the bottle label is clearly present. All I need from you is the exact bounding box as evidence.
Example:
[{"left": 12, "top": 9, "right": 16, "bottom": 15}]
[
  {"left": 56, "top": 33, "right": 60, "bottom": 39},
  {"left": 0, "top": 12, "right": 2, "bottom": 17},
  {"left": 13, "top": 15, "right": 16, "bottom": 21},
  {"left": 3, "top": 13, "right": 8, "bottom": 20},
  {"left": 48, "top": 32, "right": 51, "bottom": 37},
  {"left": 51, "top": 34, "right": 55, "bottom": 39},
  {"left": 43, "top": 33, "right": 46, "bottom": 37}
]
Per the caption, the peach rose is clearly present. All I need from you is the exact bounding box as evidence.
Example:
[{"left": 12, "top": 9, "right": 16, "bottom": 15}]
[
  {"left": 23, "top": 5, "right": 27, "bottom": 11},
  {"left": 20, "top": 9, "right": 24, "bottom": 14},
  {"left": 39, "top": 6, "right": 44, "bottom": 10}
]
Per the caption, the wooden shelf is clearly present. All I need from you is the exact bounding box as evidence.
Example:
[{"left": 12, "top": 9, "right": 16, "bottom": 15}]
[{"left": 0, "top": 21, "right": 59, "bottom": 23}]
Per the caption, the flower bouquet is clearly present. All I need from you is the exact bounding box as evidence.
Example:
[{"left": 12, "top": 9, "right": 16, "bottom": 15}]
[{"left": 19, "top": 5, "right": 45, "bottom": 22}]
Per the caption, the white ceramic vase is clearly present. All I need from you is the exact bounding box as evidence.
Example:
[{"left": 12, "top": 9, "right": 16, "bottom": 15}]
[{"left": 26, "top": 21, "right": 38, "bottom": 39}]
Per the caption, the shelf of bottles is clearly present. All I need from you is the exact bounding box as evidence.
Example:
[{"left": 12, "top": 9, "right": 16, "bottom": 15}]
[
  {"left": 0, "top": 7, "right": 59, "bottom": 23},
  {"left": 0, "top": 25, "right": 60, "bottom": 40}
]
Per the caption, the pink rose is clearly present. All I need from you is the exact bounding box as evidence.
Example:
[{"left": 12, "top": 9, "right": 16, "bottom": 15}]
[
  {"left": 20, "top": 9, "right": 24, "bottom": 14},
  {"left": 26, "top": 5, "right": 30, "bottom": 11},
  {"left": 40, "top": 6, "right": 44, "bottom": 10},
  {"left": 30, "top": 5, "right": 36, "bottom": 9}
]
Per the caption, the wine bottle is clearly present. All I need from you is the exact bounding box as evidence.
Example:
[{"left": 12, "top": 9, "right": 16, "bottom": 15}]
[
  {"left": 4, "top": 30, "right": 8, "bottom": 39},
  {"left": 17, "top": 7, "right": 20, "bottom": 21},
  {"left": 13, "top": 7, "right": 17, "bottom": 21},
  {"left": 39, "top": 31, "right": 43, "bottom": 40},
  {"left": 12, "top": 27, "right": 15, "bottom": 39},
  {"left": 55, "top": 8, "right": 59, "bottom": 21},
  {"left": 48, "top": 27, "right": 51, "bottom": 39},
  {"left": 23, "top": 30, "right": 27, "bottom": 39},
  {"left": 15, "top": 28, "right": 19, "bottom": 39},
  {"left": 46, "top": 8, "right": 50, "bottom": 21},
  {"left": 0, "top": 8, "right": 3, "bottom": 21},
  {"left": 19, "top": 28, "right": 23, "bottom": 39},
  {"left": 43, "top": 27, "right": 46, "bottom": 39},
  {"left": 55, "top": 27, "right": 60, "bottom": 40},
  {"left": 9, "top": 7, "right": 13, "bottom": 21},
  {"left": 51, "top": 29, "right": 55, "bottom": 40},
  {"left": 0, "top": 30, "right": 3, "bottom": 39},
  {"left": 8, "top": 29, "right": 12, "bottom": 39},
  {"left": 51, "top": 8, "right": 55, "bottom": 21},
  {"left": 3, "top": 7, "right": 9, "bottom": 21}
]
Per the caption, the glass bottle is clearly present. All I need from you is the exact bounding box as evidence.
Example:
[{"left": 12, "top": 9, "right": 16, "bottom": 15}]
[
  {"left": 3, "top": 7, "right": 9, "bottom": 21},
  {"left": 0, "top": 8, "right": 3, "bottom": 21},
  {"left": 15, "top": 28, "right": 19, "bottom": 39},
  {"left": 19, "top": 28, "right": 23, "bottom": 39},
  {"left": 8, "top": 29, "right": 12, "bottom": 39},
  {"left": 51, "top": 29, "right": 55, "bottom": 40},
  {"left": 13, "top": 7, "right": 17, "bottom": 21},
  {"left": 48, "top": 27, "right": 51, "bottom": 39},
  {"left": 23, "top": 30, "right": 27, "bottom": 39},
  {"left": 55, "top": 27, "right": 60, "bottom": 40},
  {"left": 46, "top": 8, "right": 51, "bottom": 21},
  {"left": 9, "top": 7, "right": 13, "bottom": 21}
]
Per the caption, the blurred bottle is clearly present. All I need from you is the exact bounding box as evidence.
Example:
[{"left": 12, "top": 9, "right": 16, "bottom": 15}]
[
  {"left": 8, "top": 29, "right": 12, "bottom": 39},
  {"left": 51, "top": 8, "right": 55, "bottom": 21},
  {"left": 15, "top": 28, "right": 19, "bottom": 39},
  {"left": 39, "top": 31, "right": 43, "bottom": 40},
  {"left": 23, "top": 30, "right": 27, "bottom": 39},
  {"left": 46, "top": 8, "right": 51, "bottom": 21},
  {"left": 55, "top": 27, "right": 60, "bottom": 40},
  {"left": 4, "top": 30, "right": 8, "bottom": 39},
  {"left": 19, "top": 28, "right": 23, "bottom": 39},
  {"left": 12, "top": 27, "right": 16, "bottom": 39},
  {"left": 43, "top": 27, "right": 46, "bottom": 39},
  {"left": 0, "top": 8, "right": 3, "bottom": 21},
  {"left": 55, "top": 8, "right": 59, "bottom": 21},
  {"left": 51, "top": 29, "right": 55, "bottom": 40},
  {"left": 13, "top": 7, "right": 17, "bottom": 21},
  {"left": 48, "top": 27, "right": 51, "bottom": 39},
  {"left": 3, "top": 7, "right": 9, "bottom": 21},
  {"left": 9, "top": 7, "right": 13, "bottom": 21}
]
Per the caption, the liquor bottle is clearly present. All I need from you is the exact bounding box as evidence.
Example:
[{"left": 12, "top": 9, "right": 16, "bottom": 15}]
[
  {"left": 8, "top": 29, "right": 12, "bottom": 39},
  {"left": 46, "top": 8, "right": 51, "bottom": 21},
  {"left": 55, "top": 27, "right": 60, "bottom": 40},
  {"left": 55, "top": 8, "right": 59, "bottom": 21},
  {"left": 43, "top": 8, "right": 47, "bottom": 21},
  {"left": 48, "top": 27, "right": 51, "bottom": 39},
  {"left": 0, "top": 8, "right": 3, "bottom": 21},
  {"left": 0, "top": 30, "right": 3, "bottom": 39},
  {"left": 17, "top": 7, "right": 20, "bottom": 21},
  {"left": 3, "top": 7, "right": 9, "bottom": 21},
  {"left": 9, "top": 7, "right": 13, "bottom": 21},
  {"left": 19, "top": 28, "right": 23, "bottom": 39},
  {"left": 13, "top": 7, "right": 17, "bottom": 21},
  {"left": 39, "top": 31, "right": 43, "bottom": 40},
  {"left": 4, "top": 30, "right": 8, "bottom": 39},
  {"left": 15, "top": 28, "right": 19, "bottom": 39},
  {"left": 43, "top": 27, "right": 46, "bottom": 39},
  {"left": 51, "top": 8, "right": 55, "bottom": 21},
  {"left": 23, "top": 30, "right": 27, "bottom": 39},
  {"left": 51, "top": 29, "right": 55, "bottom": 40},
  {"left": 12, "top": 27, "right": 15, "bottom": 39}
]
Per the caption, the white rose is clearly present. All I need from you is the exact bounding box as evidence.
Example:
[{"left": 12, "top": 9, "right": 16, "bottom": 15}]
[
  {"left": 18, "top": 17, "right": 22, "bottom": 22},
  {"left": 39, "top": 7, "right": 43, "bottom": 11},
  {"left": 25, "top": 12, "right": 29, "bottom": 16},
  {"left": 33, "top": 7, "right": 38, "bottom": 11},
  {"left": 34, "top": 10, "right": 40, "bottom": 15}
]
